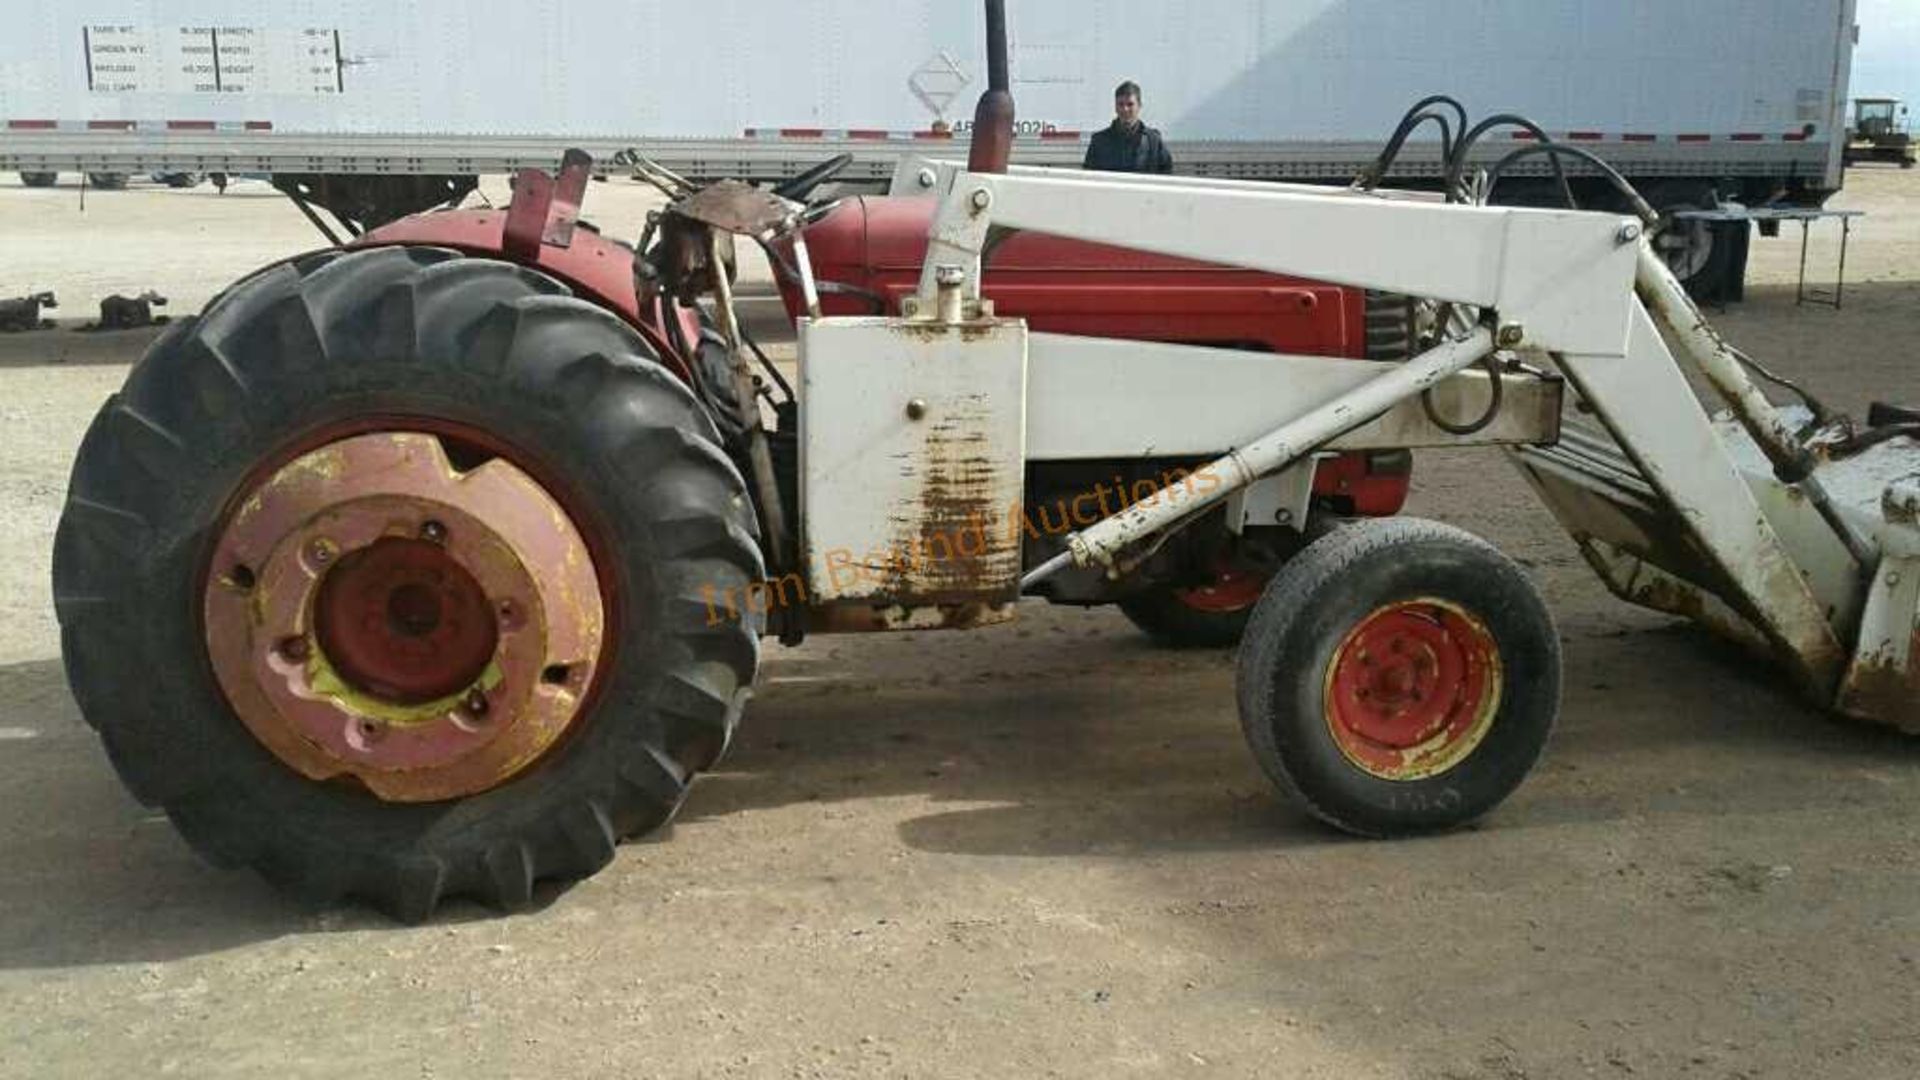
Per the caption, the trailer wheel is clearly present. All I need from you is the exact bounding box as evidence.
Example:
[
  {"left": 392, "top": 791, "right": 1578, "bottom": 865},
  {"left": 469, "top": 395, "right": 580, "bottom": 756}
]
[
  {"left": 53, "top": 246, "right": 762, "bottom": 920},
  {"left": 86, "top": 172, "right": 129, "bottom": 191},
  {"left": 1235, "top": 518, "right": 1558, "bottom": 836},
  {"left": 1648, "top": 183, "right": 1744, "bottom": 300},
  {"left": 19, "top": 172, "right": 57, "bottom": 188}
]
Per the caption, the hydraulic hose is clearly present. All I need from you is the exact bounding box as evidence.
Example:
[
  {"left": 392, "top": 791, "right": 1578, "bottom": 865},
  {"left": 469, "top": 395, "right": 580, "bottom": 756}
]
[
  {"left": 1444, "top": 114, "right": 1575, "bottom": 207},
  {"left": 1354, "top": 96, "right": 1467, "bottom": 188},
  {"left": 1482, "top": 142, "right": 1659, "bottom": 223}
]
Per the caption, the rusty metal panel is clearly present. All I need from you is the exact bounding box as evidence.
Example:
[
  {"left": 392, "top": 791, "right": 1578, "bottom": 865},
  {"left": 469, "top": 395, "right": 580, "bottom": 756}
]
[
  {"left": 1838, "top": 551, "right": 1920, "bottom": 733},
  {"left": 1839, "top": 479, "right": 1920, "bottom": 732},
  {"left": 798, "top": 316, "right": 1027, "bottom": 607}
]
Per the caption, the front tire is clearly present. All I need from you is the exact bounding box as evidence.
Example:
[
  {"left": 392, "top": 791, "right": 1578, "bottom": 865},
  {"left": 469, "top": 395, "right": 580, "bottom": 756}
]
[
  {"left": 1235, "top": 518, "right": 1558, "bottom": 836},
  {"left": 54, "top": 246, "right": 763, "bottom": 920}
]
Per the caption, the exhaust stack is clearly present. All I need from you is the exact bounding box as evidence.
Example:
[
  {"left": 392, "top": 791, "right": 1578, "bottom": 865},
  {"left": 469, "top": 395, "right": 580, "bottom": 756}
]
[{"left": 966, "top": 0, "right": 1014, "bottom": 174}]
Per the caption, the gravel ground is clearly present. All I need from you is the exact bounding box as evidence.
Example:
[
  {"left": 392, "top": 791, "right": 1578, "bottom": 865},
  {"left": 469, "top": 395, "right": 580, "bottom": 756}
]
[{"left": 0, "top": 166, "right": 1915, "bottom": 1079}]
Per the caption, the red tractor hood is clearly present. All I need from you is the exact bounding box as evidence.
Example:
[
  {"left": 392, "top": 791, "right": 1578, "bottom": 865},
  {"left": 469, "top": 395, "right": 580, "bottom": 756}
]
[{"left": 780, "top": 196, "right": 1365, "bottom": 358}]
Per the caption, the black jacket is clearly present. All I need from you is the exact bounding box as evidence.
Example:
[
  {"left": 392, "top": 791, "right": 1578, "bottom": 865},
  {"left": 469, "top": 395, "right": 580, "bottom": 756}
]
[{"left": 1083, "top": 120, "right": 1173, "bottom": 174}]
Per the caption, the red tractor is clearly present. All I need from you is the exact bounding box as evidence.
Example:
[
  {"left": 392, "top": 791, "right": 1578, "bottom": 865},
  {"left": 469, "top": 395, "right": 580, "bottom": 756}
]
[
  {"left": 51, "top": 147, "right": 1408, "bottom": 919},
  {"left": 56, "top": 3, "right": 1596, "bottom": 921},
  {"left": 52, "top": 2, "right": 1920, "bottom": 923}
]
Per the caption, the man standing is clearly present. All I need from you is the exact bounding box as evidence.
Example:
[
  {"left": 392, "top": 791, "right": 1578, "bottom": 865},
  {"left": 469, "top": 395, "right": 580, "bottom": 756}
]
[{"left": 1083, "top": 80, "right": 1173, "bottom": 174}]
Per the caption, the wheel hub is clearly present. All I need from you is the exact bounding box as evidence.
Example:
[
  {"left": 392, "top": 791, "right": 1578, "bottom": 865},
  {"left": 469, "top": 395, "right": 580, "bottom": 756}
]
[
  {"left": 313, "top": 536, "right": 501, "bottom": 704},
  {"left": 1323, "top": 598, "right": 1501, "bottom": 781},
  {"left": 1654, "top": 206, "right": 1715, "bottom": 281},
  {"left": 203, "top": 431, "right": 606, "bottom": 802}
]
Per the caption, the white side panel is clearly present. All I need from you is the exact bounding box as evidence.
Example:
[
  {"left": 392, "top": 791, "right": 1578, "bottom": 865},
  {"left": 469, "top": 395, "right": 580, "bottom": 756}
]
[
  {"left": 1023, "top": 334, "right": 1559, "bottom": 460},
  {"left": 799, "top": 317, "right": 1027, "bottom": 605},
  {"left": 1230, "top": 467, "right": 1315, "bottom": 533}
]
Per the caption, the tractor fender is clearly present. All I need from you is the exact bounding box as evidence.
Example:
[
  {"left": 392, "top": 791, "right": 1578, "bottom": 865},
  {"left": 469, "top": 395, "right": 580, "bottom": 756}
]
[{"left": 356, "top": 210, "right": 696, "bottom": 381}]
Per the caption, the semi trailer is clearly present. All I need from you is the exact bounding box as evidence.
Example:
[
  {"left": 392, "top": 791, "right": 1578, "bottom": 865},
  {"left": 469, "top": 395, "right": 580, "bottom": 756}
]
[{"left": 2, "top": 0, "right": 1861, "bottom": 296}]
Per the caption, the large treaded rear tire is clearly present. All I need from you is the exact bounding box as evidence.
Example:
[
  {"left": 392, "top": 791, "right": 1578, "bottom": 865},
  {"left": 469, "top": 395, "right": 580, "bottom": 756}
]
[
  {"left": 53, "top": 245, "right": 763, "bottom": 920},
  {"left": 1235, "top": 518, "right": 1558, "bottom": 837}
]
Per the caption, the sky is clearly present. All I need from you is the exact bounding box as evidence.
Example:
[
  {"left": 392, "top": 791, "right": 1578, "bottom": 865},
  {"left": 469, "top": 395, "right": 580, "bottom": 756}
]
[{"left": 1854, "top": 0, "right": 1920, "bottom": 106}]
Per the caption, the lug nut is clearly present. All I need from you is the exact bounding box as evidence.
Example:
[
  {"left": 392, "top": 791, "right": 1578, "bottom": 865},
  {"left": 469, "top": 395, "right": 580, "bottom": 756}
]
[
  {"left": 351, "top": 718, "right": 386, "bottom": 749},
  {"left": 464, "top": 688, "right": 490, "bottom": 718},
  {"left": 278, "top": 636, "right": 310, "bottom": 662},
  {"left": 420, "top": 520, "right": 447, "bottom": 544},
  {"left": 306, "top": 539, "right": 334, "bottom": 566}
]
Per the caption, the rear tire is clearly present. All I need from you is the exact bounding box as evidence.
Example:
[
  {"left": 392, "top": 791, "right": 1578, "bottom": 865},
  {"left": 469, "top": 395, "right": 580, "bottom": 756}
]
[
  {"left": 54, "top": 245, "right": 763, "bottom": 920},
  {"left": 1235, "top": 518, "right": 1558, "bottom": 836}
]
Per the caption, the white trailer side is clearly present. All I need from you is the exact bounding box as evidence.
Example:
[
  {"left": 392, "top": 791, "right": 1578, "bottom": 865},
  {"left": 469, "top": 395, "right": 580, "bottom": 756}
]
[{"left": 0, "top": 0, "right": 1857, "bottom": 191}]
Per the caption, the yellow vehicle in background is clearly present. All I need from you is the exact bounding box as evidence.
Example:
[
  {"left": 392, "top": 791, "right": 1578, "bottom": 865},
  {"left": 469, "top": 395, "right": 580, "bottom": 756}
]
[{"left": 1846, "top": 98, "right": 1916, "bottom": 168}]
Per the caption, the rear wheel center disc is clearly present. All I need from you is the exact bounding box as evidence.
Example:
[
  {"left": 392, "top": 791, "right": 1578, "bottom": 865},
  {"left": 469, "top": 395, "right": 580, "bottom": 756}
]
[
  {"left": 203, "top": 430, "right": 607, "bottom": 803},
  {"left": 314, "top": 537, "right": 500, "bottom": 705}
]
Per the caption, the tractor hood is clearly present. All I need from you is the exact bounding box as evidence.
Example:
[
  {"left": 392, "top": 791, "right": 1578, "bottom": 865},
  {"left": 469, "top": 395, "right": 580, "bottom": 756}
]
[{"left": 779, "top": 196, "right": 1364, "bottom": 358}]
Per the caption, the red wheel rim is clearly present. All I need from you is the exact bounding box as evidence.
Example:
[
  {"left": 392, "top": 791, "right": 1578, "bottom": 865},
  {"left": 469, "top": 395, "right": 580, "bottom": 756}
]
[
  {"left": 202, "top": 430, "right": 608, "bottom": 803},
  {"left": 1172, "top": 560, "right": 1269, "bottom": 614},
  {"left": 1322, "top": 598, "right": 1502, "bottom": 781}
]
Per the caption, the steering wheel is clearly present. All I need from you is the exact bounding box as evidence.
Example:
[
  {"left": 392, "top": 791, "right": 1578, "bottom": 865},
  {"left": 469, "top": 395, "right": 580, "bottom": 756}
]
[{"left": 773, "top": 153, "right": 853, "bottom": 202}]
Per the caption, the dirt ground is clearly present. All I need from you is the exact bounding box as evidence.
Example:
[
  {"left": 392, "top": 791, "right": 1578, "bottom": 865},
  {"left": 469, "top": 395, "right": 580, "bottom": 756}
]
[{"left": 0, "top": 165, "right": 1915, "bottom": 1079}]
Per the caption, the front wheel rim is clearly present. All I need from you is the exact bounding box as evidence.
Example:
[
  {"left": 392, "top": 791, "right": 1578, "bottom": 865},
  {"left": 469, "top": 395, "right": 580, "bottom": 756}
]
[{"left": 1322, "top": 598, "right": 1502, "bottom": 781}]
